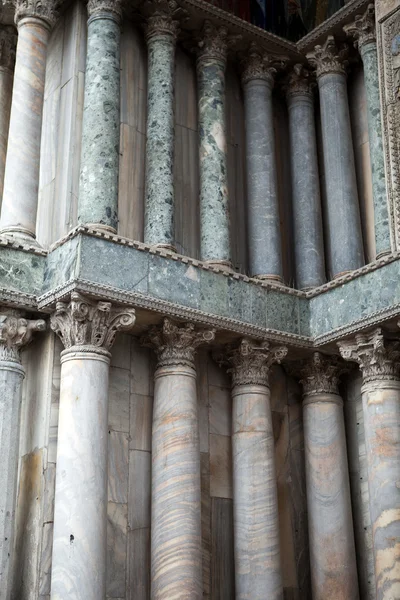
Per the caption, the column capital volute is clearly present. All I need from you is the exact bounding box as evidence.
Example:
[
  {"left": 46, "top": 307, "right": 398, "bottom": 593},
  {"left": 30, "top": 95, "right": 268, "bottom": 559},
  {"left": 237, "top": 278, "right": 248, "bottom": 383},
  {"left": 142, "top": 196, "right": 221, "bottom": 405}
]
[
  {"left": 338, "top": 327, "right": 400, "bottom": 384},
  {"left": 141, "top": 317, "right": 215, "bottom": 368},
  {"left": 306, "top": 35, "right": 349, "bottom": 79},
  {"left": 86, "top": 0, "right": 123, "bottom": 24},
  {"left": 0, "top": 24, "right": 16, "bottom": 71},
  {"left": 50, "top": 292, "right": 136, "bottom": 356},
  {"left": 288, "top": 351, "right": 348, "bottom": 397},
  {"left": 143, "top": 0, "right": 183, "bottom": 43},
  {"left": 240, "top": 42, "right": 289, "bottom": 86},
  {"left": 215, "top": 338, "right": 288, "bottom": 388},
  {"left": 343, "top": 4, "right": 376, "bottom": 51},
  {"left": 285, "top": 63, "right": 315, "bottom": 99},
  {"left": 0, "top": 308, "right": 46, "bottom": 363},
  {"left": 14, "top": 0, "right": 62, "bottom": 28}
]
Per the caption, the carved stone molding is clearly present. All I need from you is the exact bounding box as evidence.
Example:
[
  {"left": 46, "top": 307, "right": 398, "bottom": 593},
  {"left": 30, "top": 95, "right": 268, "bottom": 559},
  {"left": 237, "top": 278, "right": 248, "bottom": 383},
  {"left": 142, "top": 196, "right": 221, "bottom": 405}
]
[
  {"left": 196, "top": 19, "right": 229, "bottom": 65},
  {"left": 288, "top": 351, "right": 348, "bottom": 395},
  {"left": 215, "top": 338, "right": 288, "bottom": 387},
  {"left": 143, "top": 0, "right": 183, "bottom": 42},
  {"left": 87, "top": 0, "right": 123, "bottom": 22},
  {"left": 240, "top": 42, "right": 289, "bottom": 86},
  {"left": 50, "top": 291, "right": 136, "bottom": 354},
  {"left": 141, "top": 317, "right": 215, "bottom": 368},
  {"left": 0, "top": 308, "right": 45, "bottom": 362},
  {"left": 306, "top": 35, "right": 349, "bottom": 78},
  {"left": 338, "top": 328, "right": 400, "bottom": 383},
  {"left": 343, "top": 4, "right": 375, "bottom": 50},
  {"left": 285, "top": 63, "right": 315, "bottom": 98},
  {"left": 0, "top": 25, "right": 16, "bottom": 71},
  {"left": 14, "top": 0, "right": 61, "bottom": 27}
]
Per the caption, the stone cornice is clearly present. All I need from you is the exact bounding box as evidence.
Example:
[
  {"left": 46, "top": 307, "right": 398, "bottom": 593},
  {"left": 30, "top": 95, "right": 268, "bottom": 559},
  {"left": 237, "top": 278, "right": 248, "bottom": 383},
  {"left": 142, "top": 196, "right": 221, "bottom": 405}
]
[
  {"left": 0, "top": 308, "right": 45, "bottom": 362},
  {"left": 240, "top": 42, "right": 288, "bottom": 86},
  {"left": 343, "top": 3, "right": 376, "bottom": 50},
  {"left": 0, "top": 25, "right": 16, "bottom": 70},
  {"left": 288, "top": 351, "right": 348, "bottom": 395},
  {"left": 306, "top": 35, "right": 349, "bottom": 78},
  {"left": 14, "top": 0, "right": 61, "bottom": 27},
  {"left": 87, "top": 0, "right": 123, "bottom": 22},
  {"left": 285, "top": 63, "right": 315, "bottom": 98}
]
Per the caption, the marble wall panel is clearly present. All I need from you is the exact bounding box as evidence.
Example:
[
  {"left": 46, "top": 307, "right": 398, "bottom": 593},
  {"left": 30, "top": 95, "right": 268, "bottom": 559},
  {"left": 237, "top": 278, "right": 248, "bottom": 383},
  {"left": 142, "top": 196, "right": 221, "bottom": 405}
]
[
  {"left": 127, "top": 528, "right": 150, "bottom": 600},
  {"left": 107, "top": 502, "right": 128, "bottom": 599},
  {"left": 211, "top": 497, "right": 235, "bottom": 599},
  {"left": 128, "top": 450, "right": 151, "bottom": 530}
]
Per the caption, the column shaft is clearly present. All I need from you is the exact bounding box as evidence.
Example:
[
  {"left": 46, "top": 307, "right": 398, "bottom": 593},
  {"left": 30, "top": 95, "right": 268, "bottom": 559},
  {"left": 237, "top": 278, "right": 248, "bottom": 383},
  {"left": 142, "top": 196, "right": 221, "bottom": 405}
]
[
  {"left": 232, "top": 383, "right": 282, "bottom": 599},
  {"left": 151, "top": 363, "right": 202, "bottom": 599},
  {"left": 78, "top": 11, "right": 121, "bottom": 232}
]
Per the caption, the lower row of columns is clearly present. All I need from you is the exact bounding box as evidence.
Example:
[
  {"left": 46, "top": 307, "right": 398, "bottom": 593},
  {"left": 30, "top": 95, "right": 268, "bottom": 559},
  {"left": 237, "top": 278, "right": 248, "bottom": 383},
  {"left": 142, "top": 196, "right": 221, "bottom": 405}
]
[{"left": 2, "top": 302, "right": 400, "bottom": 599}]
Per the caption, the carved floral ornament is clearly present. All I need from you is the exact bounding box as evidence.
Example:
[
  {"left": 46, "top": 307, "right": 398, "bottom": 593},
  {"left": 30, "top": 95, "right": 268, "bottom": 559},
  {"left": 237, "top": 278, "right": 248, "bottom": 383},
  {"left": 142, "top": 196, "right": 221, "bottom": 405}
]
[
  {"left": 343, "top": 4, "right": 376, "bottom": 50},
  {"left": 0, "top": 309, "right": 46, "bottom": 362},
  {"left": 306, "top": 35, "right": 349, "bottom": 79},
  {"left": 13, "top": 0, "right": 62, "bottom": 27},
  {"left": 0, "top": 25, "right": 16, "bottom": 70},
  {"left": 197, "top": 20, "right": 231, "bottom": 65},
  {"left": 288, "top": 351, "right": 348, "bottom": 396},
  {"left": 50, "top": 292, "right": 136, "bottom": 353},
  {"left": 87, "top": 0, "right": 123, "bottom": 21},
  {"left": 240, "top": 42, "right": 289, "bottom": 86},
  {"left": 143, "top": 0, "right": 184, "bottom": 41},
  {"left": 285, "top": 63, "right": 315, "bottom": 98}
]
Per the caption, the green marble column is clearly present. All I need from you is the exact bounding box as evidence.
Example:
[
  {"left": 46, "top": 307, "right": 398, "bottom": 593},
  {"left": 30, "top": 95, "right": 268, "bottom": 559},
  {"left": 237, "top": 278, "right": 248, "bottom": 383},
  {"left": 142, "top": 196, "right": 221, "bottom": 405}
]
[
  {"left": 144, "top": 1, "right": 179, "bottom": 251},
  {"left": 197, "top": 21, "right": 231, "bottom": 269},
  {"left": 78, "top": 0, "right": 122, "bottom": 233},
  {"left": 345, "top": 5, "right": 391, "bottom": 258}
]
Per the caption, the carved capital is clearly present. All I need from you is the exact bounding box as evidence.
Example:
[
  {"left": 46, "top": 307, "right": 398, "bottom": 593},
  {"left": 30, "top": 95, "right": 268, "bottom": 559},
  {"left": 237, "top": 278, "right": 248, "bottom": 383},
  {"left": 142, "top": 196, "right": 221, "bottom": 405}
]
[
  {"left": 306, "top": 35, "right": 349, "bottom": 78},
  {"left": 215, "top": 338, "right": 288, "bottom": 388},
  {"left": 50, "top": 292, "right": 136, "bottom": 354},
  {"left": 141, "top": 318, "right": 215, "bottom": 368},
  {"left": 0, "top": 309, "right": 46, "bottom": 363},
  {"left": 338, "top": 328, "right": 400, "bottom": 383},
  {"left": 87, "top": 0, "right": 123, "bottom": 22},
  {"left": 344, "top": 4, "right": 376, "bottom": 50},
  {"left": 197, "top": 20, "right": 230, "bottom": 66},
  {"left": 285, "top": 63, "right": 315, "bottom": 98},
  {"left": 143, "top": 0, "right": 183, "bottom": 42},
  {"left": 241, "top": 42, "right": 289, "bottom": 86},
  {"left": 0, "top": 25, "right": 16, "bottom": 71},
  {"left": 14, "top": 0, "right": 61, "bottom": 27},
  {"left": 288, "top": 352, "right": 348, "bottom": 396}
]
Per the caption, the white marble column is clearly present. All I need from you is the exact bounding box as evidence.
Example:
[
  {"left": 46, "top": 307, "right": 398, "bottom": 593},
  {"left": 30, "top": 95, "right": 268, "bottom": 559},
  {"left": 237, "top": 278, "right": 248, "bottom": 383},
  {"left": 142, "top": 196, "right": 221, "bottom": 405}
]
[
  {"left": 50, "top": 293, "right": 135, "bottom": 600},
  {"left": 293, "top": 352, "right": 359, "bottom": 600},
  {"left": 0, "top": 309, "right": 45, "bottom": 600},
  {"left": 0, "top": 26, "right": 16, "bottom": 208},
  {"left": 339, "top": 329, "right": 400, "bottom": 600},
  {"left": 218, "top": 339, "right": 287, "bottom": 599},
  {"left": 142, "top": 318, "right": 215, "bottom": 599},
  {"left": 0, "top": 1, "right": 58, "bottom": 243}
]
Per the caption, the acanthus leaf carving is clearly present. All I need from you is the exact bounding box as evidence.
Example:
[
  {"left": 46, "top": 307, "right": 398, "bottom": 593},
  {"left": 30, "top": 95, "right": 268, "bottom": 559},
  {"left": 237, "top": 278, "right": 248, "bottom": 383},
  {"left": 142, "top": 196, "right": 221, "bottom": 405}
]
[
  {"left": 143, "top": 0, "right": 185, "bottom": 41},
  {"left": 0, "top": 308, "right": 46, "bottom": 362},
  {"left": 306, "top": 35, "right": 349, "bottom": 78},
  {"left": 87, "top": 0, "right": 123, "bottom": 22},
  {"left": 240, "top": 41, "right": 289, "bottom": 86},
  {"left": 343, "top": 4, "right": 376, "bottom": 50},
  {"left": 14, "top": 0, "right": 61, "bottom": 27},
  {"left": 285, "top": 63, "right": 315, "bottom": 98},
  {"left": 196, "top": 20, "right": 240, "bottom": 66},
  {"left": 287, "top": 351, "right": 348, "bottom": 396}
]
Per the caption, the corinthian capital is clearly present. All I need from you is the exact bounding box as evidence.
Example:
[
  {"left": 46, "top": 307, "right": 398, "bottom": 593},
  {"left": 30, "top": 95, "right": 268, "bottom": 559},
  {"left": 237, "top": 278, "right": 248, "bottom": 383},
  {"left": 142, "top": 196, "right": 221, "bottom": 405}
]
[
  {"left": 197, "top": 20, "right": 230, "bottom": 65},
  {"left": 87, "top": 0, "right": 123, "bottom": 23},
  {"left": 0, "top": 25, "right": 16, "bottom": 71},
  {"left": 344, "top": 4, "right": 376, "bottom": 50},
  {"left": 141, "top": 317, "right": 215, "bottom": 368},
  {"left": 338, "top": 328, "right": 400, "bottom": 383},
  {"left": 14, "top": 0, "right": 61, "bottom": 27},
  {"left": 288, "top": 352, "right": 348, "bottom": 396},
  {"left": 241, "top": 42, "right": 288, "bottom": 86},
  {"left": 50, "top": 292, "right": 136, "bottom": 354},
  {"left": 143, "top": 0, "right": 183, "bottom": 42},
  {"left": 306, "top": 35, "right": 349, "bottom": 78},
  {"left": 215, "top": 338, "right": 288, "bottom": 387},
  {"left": 0, "top": 309, "right": 46, "bottom": 362},
  {"left": 285, "top": 64, "right": 315, "bottom": 98}
]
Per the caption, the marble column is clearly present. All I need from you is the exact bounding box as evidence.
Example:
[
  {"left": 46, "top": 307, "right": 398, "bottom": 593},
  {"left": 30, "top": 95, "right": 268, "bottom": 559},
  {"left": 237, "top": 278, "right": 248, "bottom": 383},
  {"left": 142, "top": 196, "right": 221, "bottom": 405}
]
[
  {"left": 0, "top": 309, "right": 45, "bottom": 600},
  {"left": 286, "top": 65, "right": 326, "bottom": 290},
  {"left": 197, "top": 21, "right": 231, "bottom": 268},
  {"left": 293, "top": 352, "right": 359, "bottom": 599},
  {"left": 307, "top": 36, "right": 364, "bottom": 278},
  {"left": 339, "top": 329, "right": 400, "bottom": 600},
  {"left": 0, "top": 1, "right": 58, "bottom": 243},
  {"left": 143, "top": 0, "right": 179, "bottom": 251},
  {"left": 241, "top": 44, "right": 287, "bottom": 283},
  {"left": 0, "top": 26, "right": 16, "bottom": 208},
  {"left": 78, "top": 0, "right": 123, "bottom": 233},
  {"left": 344, "top": 5, "right": 391, "bottom": 258},
  {"left": 216, "top": 339, "right": 287, "bottom": 599},
  {"left": 142, "top": 318, "right": 215, "bottom": 599},
  {"left": 50, "top": 292, "right": 135, "bottom": 600}
]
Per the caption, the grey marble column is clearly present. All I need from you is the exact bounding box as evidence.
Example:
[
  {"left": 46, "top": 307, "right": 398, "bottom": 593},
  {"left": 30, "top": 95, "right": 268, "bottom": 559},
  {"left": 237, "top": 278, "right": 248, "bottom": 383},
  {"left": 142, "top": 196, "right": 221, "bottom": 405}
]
[
  {"left": 344, "top": 5, "right": 391, "bottom": 258},
  {"left": 0, "top": 2, "right": 57, "bottom": 243},
  {"left": 286, "top": 65, "right": 326, "bottom": 290},
  {"left": 143, "top": 1, "right": 179, "bottom": 251},
  {"left": 307, "top": 36, "right": 364, "bottom": 278},
  {"left": 142, "top": 318, "right": 215, "bottom": 599},
  {"left": 293, "top": 353, "right": 359, "bottom": 600},
  {"left": 0, "top": 310, "right": 45, "bottom": 600},
  {"left": 0, "top": 26, "right": 16, "bottom": 209},
  {"left": 50, "top": 293, "right": 135, "bottom": 600},
  {"left": 339, "top": 329, "right": 400, "bottom": 600},
  {"left": 218, "top": 339, "right": 287, "bottom": 600},
  {"left": 197, "top": 21, "right": 231, "bottom": 268},
  {"left": 78, "top": 0, "right": 122, "bottom": 233},
  {"left": 241, "top": 45, "right": 287, "bottom": 283}
]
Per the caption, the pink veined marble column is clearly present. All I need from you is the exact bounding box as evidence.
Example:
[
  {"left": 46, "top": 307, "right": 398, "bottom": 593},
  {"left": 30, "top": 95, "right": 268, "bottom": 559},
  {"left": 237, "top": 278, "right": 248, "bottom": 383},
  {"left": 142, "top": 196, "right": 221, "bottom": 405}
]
[
  {"left": 293, "top": 352, "right": 359, "bottom": 600},
  {"left": 217, "top": 339, "right": 287, "bottom": 600},
  {"left": 142, "top": 318, "right": 215, "bottom": 600},
  {"left": 0, "top": 26, "right": 16, "bottom": 208},
  {"left": 339, "top": 329, "right": 400, "bottom": 600},
  {"left": 0, "top": 1, "right": 58, "bottom": 243},
  {"left": 50, "top": 293, "right": 135, "bottom": 600}
]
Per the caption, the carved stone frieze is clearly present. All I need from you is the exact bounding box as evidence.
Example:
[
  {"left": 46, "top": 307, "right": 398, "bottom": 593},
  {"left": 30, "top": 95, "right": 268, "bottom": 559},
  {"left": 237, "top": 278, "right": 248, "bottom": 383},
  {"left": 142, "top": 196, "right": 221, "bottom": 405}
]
[
  {"left": 306, "top": 35, "right": 349, "bottom": 78},
  {"left": 288, "top": 351, "right": 348, "bottom": 395},
  {"left": 50, "top": 291, "right": 136, "bottom": 353},
  {"left": 215, "top": 338, "right": 288, "bottom": 387},
  {"left": 87, "top": 0, "right": 123, "bottom": 22},
  {"left": 0, "top": 308, "right": 45, "bottom": 362},
  {"left": 141, "top": 317, "right": 215, "bottom": 368},
  {"left": 343, "top": 3, "right": 376, "bottom": 49},
  {"left": 196, "top": 20, "right": 230, "bottom": 65},
  {"left": 240, "top": 42, "right": 289, "bottom": 86},
  {"left": 0, "top": 25, "right": 16, "bottom": 70},
  {"left": 14, "top": 0, "right": 61, "bottom": 27},
  {"left": 338, "top": 328, "right": 400, "bottom": 383},
  {"left": 285, "top": 63, "right": 315, "bottom": 98},
  {"left": 143, "top": 0, "right": 184, "bottom": 41}
]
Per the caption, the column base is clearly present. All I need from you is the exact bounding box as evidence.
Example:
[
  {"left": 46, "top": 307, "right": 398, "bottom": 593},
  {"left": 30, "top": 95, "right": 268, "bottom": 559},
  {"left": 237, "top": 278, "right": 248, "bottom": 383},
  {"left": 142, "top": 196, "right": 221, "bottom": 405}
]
[
  {"left": 376, "top": 249, "right": 392, "bottom": 260},
  {"left": 203, "top": 259, "right": 233, "bottom": 272},
  {"left": 0, "top": 226, "right": 41, "bottom": 248},
  {"left": 150, "top": 242, "right": 177, "bottom": 253},
  {"left": 254, "top": 274, "right": 284, "bottom": 285},
  {"left": 85, "top": 223, "right": 117, "bottom": 235}
]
